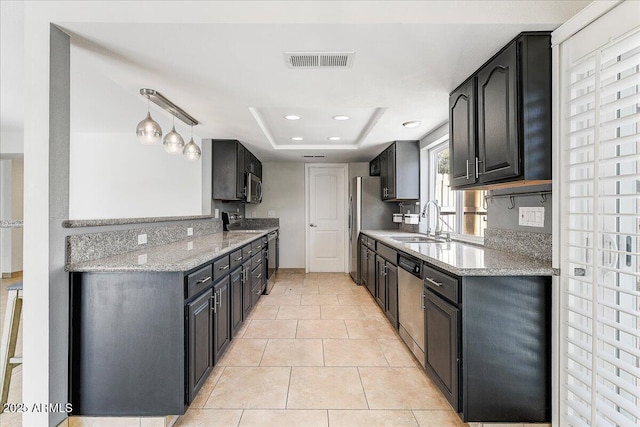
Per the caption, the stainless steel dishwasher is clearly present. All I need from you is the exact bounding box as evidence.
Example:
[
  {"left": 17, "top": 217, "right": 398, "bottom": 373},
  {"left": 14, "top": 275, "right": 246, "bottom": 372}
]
[{"left": 398, "top": 254, "right": 425, "bottom": 363}]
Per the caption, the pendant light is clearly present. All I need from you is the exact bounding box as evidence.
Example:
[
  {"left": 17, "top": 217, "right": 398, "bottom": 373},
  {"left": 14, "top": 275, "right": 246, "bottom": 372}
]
[
  {"left": 183, "top": 125, "right": 201, "bottom": 161},
  {"left": 136, "top": 98, "right": 162, "bottom": 145},
  {"left": 163, "top": 115, "right": 185, "bottom": 154}
]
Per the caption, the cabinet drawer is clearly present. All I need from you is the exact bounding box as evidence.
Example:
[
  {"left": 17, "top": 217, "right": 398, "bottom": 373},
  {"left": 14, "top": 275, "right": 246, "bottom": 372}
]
[
  {"left": 242, "top": 244, "right": 254, "bottom": 259},
  {"left": 251, "top": 253, "right": 262, "bottom": 270},
  {"left": 252, "top": 239, "right": 263, "bottom": 253},
  {"left": 213, "top": 255, "right": 231, "bottom": 282},
  {"left": 423, "top": 264, "right": 459, "bottom": 304},
  {"left": 186, "top": 264, "right": 213, "bottom": 299},
  {"left": 230, "top": 249, "right": 243, "bottom": 270},
  {"left": 376, "top": 242, "right": 397, "bottom": 264}
]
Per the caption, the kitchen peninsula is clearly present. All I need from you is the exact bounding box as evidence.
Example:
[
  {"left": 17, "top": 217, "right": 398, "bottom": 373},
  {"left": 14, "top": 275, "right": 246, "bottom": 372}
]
[{"left": 65, "top": 216, "right": 278, "bottom": 416}]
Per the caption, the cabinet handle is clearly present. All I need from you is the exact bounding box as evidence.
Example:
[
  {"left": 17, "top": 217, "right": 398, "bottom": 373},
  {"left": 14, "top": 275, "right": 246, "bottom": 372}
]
[
  {"left": 256, "top": 273, "right": 262, "bottom": 279},
  {"left": 211, "top": 293, "right": 217, "bottom": 313},
  {"left": 219, "top": 264, "right": 230, "bottom": 271},
  {"left": 421, "top": 292, "right": 426, "bottom": 310},
  {"left": 466, "top": 160, "right": 470, "bottom": 180},
  {"left": 475, "top": 157, "right": 482, "bottom": 178},
  {"left": 197, "top": 276, "right": 212, "bottom": 285},
  {"left": 234, "top": 256, "right": 243, "bottom": 262},
  {"left": 425, "top": 277, "right": 442, "bottom": 287},
  {"left": 216, "top": 290, "right": 222, "bottom": 307}
]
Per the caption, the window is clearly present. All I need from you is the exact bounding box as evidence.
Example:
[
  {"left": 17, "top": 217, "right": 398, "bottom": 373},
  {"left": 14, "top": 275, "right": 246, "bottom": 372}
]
[{"left": 424, "top": 138, "right": 487, "bottom": 238}]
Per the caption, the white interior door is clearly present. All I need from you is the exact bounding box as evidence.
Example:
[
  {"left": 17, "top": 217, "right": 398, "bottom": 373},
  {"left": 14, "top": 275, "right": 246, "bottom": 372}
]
[{"left": 307, "top": 164, "right": 347, "bottom": 272}]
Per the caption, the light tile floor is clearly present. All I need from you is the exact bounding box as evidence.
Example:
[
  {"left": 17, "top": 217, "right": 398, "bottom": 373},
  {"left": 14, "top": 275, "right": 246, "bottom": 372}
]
[
  {"left": 0, "top": 274, "right": 23, "bottom": 427},
  {"left": 176, "top": 272, "right": 467, "bottom": 427}
]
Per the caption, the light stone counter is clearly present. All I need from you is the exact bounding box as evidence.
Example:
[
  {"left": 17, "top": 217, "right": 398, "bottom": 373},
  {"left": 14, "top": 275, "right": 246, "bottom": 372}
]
[
  {"left": 361, "top": 230, "right": 554, "bottom": 276},
  {"left": 66, "top": 228, "right": 278, "bottom": 273},
  {"left": 0, "top": 220, "right": 23, "bottom": 228}
]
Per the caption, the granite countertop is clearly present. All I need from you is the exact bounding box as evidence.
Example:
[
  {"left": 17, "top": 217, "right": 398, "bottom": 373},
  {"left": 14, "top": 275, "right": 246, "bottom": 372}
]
[
  {"left": 66, "top": 227, "right": 278, "bottom": 272},
  {"left": 0, "top": 220, "right": 23, "bottom": 228},
  {"left": 361, "top": 230, "right": 554, "bottom": 276},
  {"left": 63, "top": 214, "right": 216, "bottom": 228}
]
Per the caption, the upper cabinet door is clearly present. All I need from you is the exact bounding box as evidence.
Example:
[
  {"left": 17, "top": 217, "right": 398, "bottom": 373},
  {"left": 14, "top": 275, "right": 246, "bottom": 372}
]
[
  {"left": 385, "top": 145, "right": 396, "bottom": 200},
  {"left": 379, "top": 149, "right": 388, "bottom": 199},
  {"left": 476, "top": 42, "right": 519, "bottom": 183},
  {"left": 236, "top": 144, "right": 246, "bottom": 199},
  {"left": 449, "top": 78, "right": 477, "bottom": 188}
]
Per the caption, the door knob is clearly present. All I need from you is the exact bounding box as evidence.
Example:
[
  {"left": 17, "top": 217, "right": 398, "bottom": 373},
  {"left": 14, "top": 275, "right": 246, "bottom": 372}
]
[{"left": 310, "top": 224, "right": 318, "bottom": 227}]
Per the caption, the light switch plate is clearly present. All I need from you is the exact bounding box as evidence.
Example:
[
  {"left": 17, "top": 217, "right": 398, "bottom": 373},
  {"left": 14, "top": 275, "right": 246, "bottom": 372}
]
[
  {"left": 187, "top": 227, "right": 193, "bottom": 236},
  {"left": 214, "top": 209, "right": 220, "bottom": 218},
  {"left": 138, "top": 234, "right": 147, "bottom": 244},
  {"left": 519, "top": 207, "right": 545, "bottom": 227}
]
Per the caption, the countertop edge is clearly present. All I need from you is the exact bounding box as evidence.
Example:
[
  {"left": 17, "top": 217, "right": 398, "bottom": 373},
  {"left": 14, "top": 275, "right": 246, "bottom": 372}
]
[
  {"left": 63, "top": 215, "right": 217, "bottom": 228},
  {"left": 0, "top": 220, "right": 23, "bottom": 228},
  {"left": 361, "top": 230, "right": 554, "bottom": 277},
  {"left": 66, "top": 228, "right": 278, "bottom": 273}
]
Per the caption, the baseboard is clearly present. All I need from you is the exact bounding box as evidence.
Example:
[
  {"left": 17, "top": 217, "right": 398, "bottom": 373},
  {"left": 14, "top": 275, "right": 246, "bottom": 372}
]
[{"left": 276, "top": 268, "right": 305, "bottom": 274}]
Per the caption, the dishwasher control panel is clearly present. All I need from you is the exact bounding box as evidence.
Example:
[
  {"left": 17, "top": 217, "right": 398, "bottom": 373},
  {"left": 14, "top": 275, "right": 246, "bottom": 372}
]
[{"left": 398, "top": 256, "right": 421, "bottom": 276}]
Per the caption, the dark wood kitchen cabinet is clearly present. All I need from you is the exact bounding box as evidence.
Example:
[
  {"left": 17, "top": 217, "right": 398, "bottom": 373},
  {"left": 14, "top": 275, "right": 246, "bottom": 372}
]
[
  {"left": 375, "top": 255, "right": 386, "bottom": 310},
  {"left": 230, "top": 267, "right": 243, "bottom": 338},
  {"left": 369, "top": 154, "right": 381, "bottom": 176},
  {"left": 187, "top": 288, "right": 214, "bottom": 404},
  {"left": 212, "top": 276, "right": 230, "bottom": 363},
  {"left": 375, "top": 252, "right": 398, "bottom": 328},
  {"left": 210, "top": 139, "right": 262, "bottom": 201},
  {"left": 449, "top": 32, "right": 551, "bottom": 189},
  {"left": 241, "top": 259, "right": 252, "bottom": 319},
  {"left": 422, "top": 261, "right": 551, "bottom": 423},
  {"left": 366, "top": 248, "right": 376, "bottom": 297},
  {"left": 449, "top": 78, "right": 477, "bottom": 188},
  {"left": 375, "top": 141, "right": 419, "bottom": 201},
  {"left": 360, "top": 240, "right": 368, "bottom": 287}
]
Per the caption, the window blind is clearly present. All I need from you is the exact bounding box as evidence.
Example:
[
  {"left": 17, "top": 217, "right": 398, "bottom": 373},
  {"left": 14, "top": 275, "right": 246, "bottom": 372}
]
[{"left": 561, "top": 26, "right": 640, "bottom": 427}]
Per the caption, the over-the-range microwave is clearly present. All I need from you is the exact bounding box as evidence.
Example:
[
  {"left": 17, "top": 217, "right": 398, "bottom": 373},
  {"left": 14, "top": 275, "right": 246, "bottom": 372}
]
[{"left": 245, "top": 173, "right": 262, "bottom": 204}]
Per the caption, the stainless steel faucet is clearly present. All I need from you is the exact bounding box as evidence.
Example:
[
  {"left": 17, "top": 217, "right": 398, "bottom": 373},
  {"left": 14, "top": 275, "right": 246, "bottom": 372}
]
[{"left": 421, "top": 200, "right": 442, "bottom": 238}]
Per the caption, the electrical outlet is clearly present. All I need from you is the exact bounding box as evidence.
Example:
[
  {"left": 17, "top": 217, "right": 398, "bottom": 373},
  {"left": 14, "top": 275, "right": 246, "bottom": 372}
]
[
  {"left": 187, "top": 227, "right": 193, "bottom": 236},
  {"left": 268, "top": 210, "right": 276, "bottom": 218},
  {"left": 138, "top": 234, "right": 147, "bottom": 245},
  {"left": 214, "top": 209, "right": 220, "bottom": 218},
  {"left": 138, "top": 254, "right": 147, "bottom": 264},
  {"left": 519, "top": 207, "right": 545, "bottom": 227},
  {"left": 187, "top": 241, "right": 193, "bottom": 250}
]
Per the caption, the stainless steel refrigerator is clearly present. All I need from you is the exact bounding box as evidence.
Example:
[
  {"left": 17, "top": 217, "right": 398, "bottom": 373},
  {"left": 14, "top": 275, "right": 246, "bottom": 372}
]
[{"left": 349, "top": 176, "right": 397, "bottom": 283}]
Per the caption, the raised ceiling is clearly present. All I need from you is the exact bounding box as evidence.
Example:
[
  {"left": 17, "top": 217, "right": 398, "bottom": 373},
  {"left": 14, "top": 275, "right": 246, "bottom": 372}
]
[{"left": 2, "top": 1, "right": 592, "bottom": 162}]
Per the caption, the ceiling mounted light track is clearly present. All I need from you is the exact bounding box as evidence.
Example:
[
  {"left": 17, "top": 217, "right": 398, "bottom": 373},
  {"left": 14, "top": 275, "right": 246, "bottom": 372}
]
[{"left": 136, "top": 88, "right": 201, "bottom": 161}]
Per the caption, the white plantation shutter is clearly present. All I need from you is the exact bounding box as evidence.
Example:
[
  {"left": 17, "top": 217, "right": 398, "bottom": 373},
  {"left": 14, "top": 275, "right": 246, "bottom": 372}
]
[{"left": 560, "top": 12, "right": 640, "bottom": 427}]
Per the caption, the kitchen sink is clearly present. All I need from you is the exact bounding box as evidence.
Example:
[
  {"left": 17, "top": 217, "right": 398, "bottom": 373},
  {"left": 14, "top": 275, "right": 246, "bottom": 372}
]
[{"left": 389, "top": 235, "right": 443, "bottom": 243}]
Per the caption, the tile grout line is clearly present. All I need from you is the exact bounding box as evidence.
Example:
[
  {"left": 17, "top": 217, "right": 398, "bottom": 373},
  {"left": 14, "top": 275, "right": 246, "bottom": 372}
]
[
  {"left": 355, "top": 366, "right": 371, "bottom": 410},
  {"left": 285, "top": 366, "right": 293, "bottom": 410}
]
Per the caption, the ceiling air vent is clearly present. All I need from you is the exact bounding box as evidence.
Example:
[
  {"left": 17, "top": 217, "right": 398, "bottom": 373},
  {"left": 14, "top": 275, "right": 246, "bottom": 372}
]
[{"left": 285, "top": 52, "right": 355, "bottom": 69}]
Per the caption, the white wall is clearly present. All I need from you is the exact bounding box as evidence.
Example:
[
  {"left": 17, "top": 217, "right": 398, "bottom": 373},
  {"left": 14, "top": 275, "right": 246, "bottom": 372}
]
[
  {"left": 69, "top": 132, "right": 202, "bottom": 219},
  {"left": 246, "top": 162, "right": 305, "bottom": 268},
  {"left": 0, "top": 131, "right": 24, "bottom": 155},
  {"left": 0, "top": 159, "right": 12, "bottom": 275},
  {"left": 11, "top": 158, "right": 23, "bottom": 272}
]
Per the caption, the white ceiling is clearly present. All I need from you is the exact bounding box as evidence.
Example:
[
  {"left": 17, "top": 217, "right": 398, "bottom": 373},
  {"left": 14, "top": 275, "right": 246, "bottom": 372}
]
[{"left": 2, "top": 1, "right": 592, "bottom": 162}]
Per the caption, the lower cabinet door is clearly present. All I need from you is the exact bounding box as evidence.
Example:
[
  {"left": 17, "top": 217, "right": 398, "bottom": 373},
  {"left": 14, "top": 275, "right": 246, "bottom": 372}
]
[
  {"left": 366, "top": 249, "right": 376, "bottom": 297},
  {"left": 251, "top": 265, "right": 263, "bottom": 308},
  {"left": 360, "top": 242, "right": 368, "bottom": 287},
  {"left": 375, "top": 255, "right": 386, "bottom": 310},
  {"left": 385, "top": 263, "right": 398, "bottom": 329},
  {"left": 187, "top": 289, "right": 213, "bottom": 404},
  {"left": 242, "top": 261, "right": 252, "bottom": 318},
  {"left": 230, "top": 267, "right": 243, "bottom": 338},
  {"left": 424, "top": 289, "right": 460, "bottom": 411},
  {"left": 213, "top": 276, "right": 230, "bottom": 363}
]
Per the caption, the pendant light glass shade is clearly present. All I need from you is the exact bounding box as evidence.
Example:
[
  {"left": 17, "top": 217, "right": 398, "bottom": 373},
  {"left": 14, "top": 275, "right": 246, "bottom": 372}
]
[
  {"left": 183, "top": 138, "right": 201, "bottom": 161},
  {"left": 183, "top": 126, "right": 201, "bottom": 161},
  {"left": 163, "top": 124, "right": 185, "bottom": 154},
  {"left": 136, "top": 112, "right": 162, "bottom": 145}
]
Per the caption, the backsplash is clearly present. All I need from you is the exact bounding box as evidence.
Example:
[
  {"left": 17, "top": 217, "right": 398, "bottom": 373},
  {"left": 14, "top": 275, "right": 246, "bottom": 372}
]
[
  {"left": 67, "top": 218, "right": 222, "bottom": 264},
  {"left": 484, "top": 228, "right": 552, "bottom": 262}
]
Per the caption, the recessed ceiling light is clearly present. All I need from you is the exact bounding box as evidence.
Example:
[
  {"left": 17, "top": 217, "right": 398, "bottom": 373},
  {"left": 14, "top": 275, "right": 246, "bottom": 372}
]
[
  {"left": 290, "top": 137, "right": 304, "bottom": 141},
  {"left": 327, "top": 136, "right": 341, "bottom": 141},
  {"left": 284, "top": 115, "right": 301, "bottom": 121},
  {"left": 332, "top": 115, "right": 350, "bottom": 121},
  {"left": 402, "top": 121, "right": 421, "bottom": 128}
]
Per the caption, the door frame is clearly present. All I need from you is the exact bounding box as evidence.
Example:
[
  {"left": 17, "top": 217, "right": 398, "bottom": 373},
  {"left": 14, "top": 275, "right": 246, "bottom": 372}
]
[{"left": 304, "top": 163, "right": 349, "bottom": 274}]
